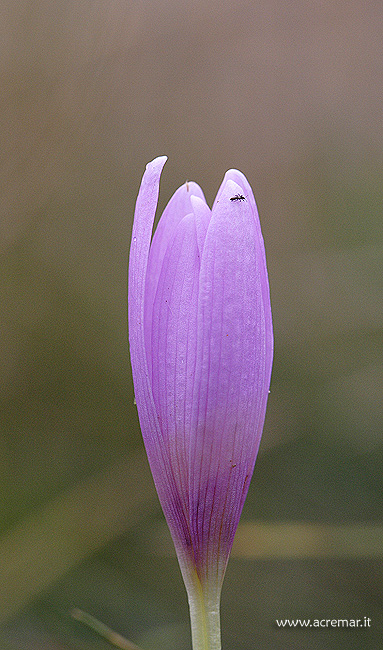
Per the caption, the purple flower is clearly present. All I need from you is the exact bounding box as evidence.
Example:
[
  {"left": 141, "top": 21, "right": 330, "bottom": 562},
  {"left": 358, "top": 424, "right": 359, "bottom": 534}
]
[{"left": 129, "top": 156, "right": 273, "bottom": 649}]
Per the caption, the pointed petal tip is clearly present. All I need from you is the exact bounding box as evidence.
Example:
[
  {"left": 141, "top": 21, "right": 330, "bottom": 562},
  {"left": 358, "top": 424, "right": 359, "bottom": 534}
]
[
  {"left": 221, "top": 170, "right": 250, "bottom": 196},
  {"left": 190, "top": 194, "right": 208, "bottom": 209},
  {"left": 224, "top": 168, "right": 246, "bottom": 181},
  {"left": 222, "top": 178, "right": 243, "bottom": 198},
  {"left": 145, "top": 155, "right": 168, "bottom": 174},
  {"left": 185, "top": 180, "right": 206, "bottom": 200},
  {"left": 147, "top": 155, "right": 168, "bottom": 166}
]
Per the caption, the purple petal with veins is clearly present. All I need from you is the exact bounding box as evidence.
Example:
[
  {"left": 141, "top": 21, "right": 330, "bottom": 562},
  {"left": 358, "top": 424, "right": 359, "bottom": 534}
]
[{"left": 129, "top": 157, "right": 273, "bottom": 596}]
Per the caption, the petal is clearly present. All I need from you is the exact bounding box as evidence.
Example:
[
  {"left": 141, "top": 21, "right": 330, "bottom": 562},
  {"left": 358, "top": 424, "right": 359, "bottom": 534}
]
[
  {"left": 128, "top": 157, "right": 194, "bottom": 561},
  {"left": 128, "top": 155, "right": 167, "bottom": 459},
  {"left": 188, "top": 177, "right": 273, "bottom": 584},
  {"left": 129, "top": 155, "right": 167, "bottom": 394},
  {"left": 150, "top": 212, "right": 200, "bottom": 505},
  {"left": 130, "top": 160, "right": 273, "bottom": 601},
  {"left": 190, "top": 195, "right": 211, "bottom": 258},
  {"left": 145, "top": 181, "right": 206, "bottom": 380},
  {"left": 215, "top": 169, "right": 273, "bottom": 379}
]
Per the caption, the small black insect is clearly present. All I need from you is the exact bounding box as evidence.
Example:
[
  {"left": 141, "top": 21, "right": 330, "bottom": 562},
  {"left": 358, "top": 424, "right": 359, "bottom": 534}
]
[{"left": 230, "top": 193, "right": 246, "bottom": 202}]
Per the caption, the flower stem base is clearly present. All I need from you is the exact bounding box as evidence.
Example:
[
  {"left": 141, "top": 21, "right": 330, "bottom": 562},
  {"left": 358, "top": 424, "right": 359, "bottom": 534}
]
[{"left": 187, "top": 575, "right": 221, "bottom": 650}]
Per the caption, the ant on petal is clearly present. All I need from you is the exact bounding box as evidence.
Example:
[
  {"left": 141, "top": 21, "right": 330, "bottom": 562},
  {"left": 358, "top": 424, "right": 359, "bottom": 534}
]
[{"left": 230, "top": 194, "right": 246, "bottom": 202}]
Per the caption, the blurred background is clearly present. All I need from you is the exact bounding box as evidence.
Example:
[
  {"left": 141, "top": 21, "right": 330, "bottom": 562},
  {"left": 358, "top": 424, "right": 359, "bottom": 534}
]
[{"left": 1, "top": 0, "right": 382, "bottom": 648}]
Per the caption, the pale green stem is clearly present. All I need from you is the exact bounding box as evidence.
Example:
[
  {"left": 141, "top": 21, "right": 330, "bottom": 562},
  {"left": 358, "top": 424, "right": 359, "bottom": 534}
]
[{"left": 185, "top": 571, "right": 222, "bottom": 650}]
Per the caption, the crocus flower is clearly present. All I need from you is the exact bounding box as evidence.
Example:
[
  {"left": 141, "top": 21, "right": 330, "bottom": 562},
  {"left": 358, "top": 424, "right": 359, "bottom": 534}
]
[{"left": 129, "top": 156, "right": 273, "bottom": 650}]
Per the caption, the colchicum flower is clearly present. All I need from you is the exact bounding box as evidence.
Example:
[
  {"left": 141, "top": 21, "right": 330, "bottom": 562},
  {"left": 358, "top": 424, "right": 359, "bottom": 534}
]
[{"left": 129, "top": 157, "right": 273, "bottom": 650}]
